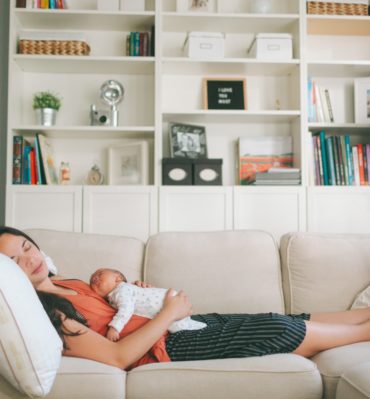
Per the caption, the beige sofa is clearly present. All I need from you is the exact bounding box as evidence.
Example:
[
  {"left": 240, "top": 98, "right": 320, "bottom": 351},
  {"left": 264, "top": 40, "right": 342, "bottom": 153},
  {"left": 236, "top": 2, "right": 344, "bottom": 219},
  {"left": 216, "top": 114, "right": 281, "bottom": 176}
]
[{"left": 1, "top": 229, "right": 370, "bottom": 399}]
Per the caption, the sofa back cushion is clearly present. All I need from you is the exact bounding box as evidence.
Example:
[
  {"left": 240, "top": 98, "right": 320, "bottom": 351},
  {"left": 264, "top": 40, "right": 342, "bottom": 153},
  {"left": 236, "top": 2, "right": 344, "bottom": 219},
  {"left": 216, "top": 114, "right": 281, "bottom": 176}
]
[
  {"left": 26, "top": 229, "right": 145, "bottom": 283},
  {"left": 280, "top": 232, "right": 370, "bottom": 313},
  {"left": 144, "top": 230, "right": 285, "bottom": 314}
]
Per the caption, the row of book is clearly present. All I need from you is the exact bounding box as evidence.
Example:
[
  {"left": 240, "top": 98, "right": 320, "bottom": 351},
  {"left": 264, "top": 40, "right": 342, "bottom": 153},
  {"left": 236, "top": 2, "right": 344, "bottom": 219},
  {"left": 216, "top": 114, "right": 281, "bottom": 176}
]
[
  {"left": 12, "top": 134, "right": 58, "bottom": 185},
  {"left": 126, "top": 28, "right": 154, "bottom": 57},
  {"left": 307, "top": 78, "right": 334, "bottom": 123},
  {"left": 16, "top": 0, "right": 67, "bottom": 8},
  {"left": 310, "top": 131, "right": 370, "bottom": 186}
]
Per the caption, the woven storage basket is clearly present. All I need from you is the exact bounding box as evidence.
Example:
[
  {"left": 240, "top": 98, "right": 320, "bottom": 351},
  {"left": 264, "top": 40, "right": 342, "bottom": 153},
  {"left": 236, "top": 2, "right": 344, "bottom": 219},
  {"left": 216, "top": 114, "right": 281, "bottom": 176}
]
[
  {"left": 18, "top": 39, "right": 90, "bottom": 56},
  {"left": 307, "top": 1, "right": 368, "bottom": 15}
]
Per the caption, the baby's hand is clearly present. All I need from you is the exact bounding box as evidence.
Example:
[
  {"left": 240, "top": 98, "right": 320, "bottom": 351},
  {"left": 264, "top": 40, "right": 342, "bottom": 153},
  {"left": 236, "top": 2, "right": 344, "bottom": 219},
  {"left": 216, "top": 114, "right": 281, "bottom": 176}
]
[
  {"left": 133, "top": 280, "right": 152, "bottom": 288},
  {"left": 106, "top": 327, "right": 120, "bottom": 342}
]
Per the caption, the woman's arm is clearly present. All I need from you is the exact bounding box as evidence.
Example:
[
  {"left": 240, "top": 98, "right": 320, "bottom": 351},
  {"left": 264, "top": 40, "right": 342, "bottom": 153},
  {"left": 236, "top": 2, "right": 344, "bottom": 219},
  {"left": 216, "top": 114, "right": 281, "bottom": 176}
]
[{"left": 63, "top": 289, "right": 191, "bottom": 369}]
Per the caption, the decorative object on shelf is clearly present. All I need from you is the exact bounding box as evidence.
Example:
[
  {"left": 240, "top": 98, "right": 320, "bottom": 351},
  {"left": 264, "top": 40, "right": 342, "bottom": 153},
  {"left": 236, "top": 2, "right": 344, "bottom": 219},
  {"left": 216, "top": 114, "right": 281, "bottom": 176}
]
[
  {"left": 86, "top": 164, "right": 104, "bottom": 185},
  {"left": 306, "top": 0, "right": 368, "bottom": 16},
  {"left": 238, "top": 136, "right": 293, "bottom": 185},
  {"left": 90, "top": 80, "right": 124, "bottom": 127},
  {"left": 250, "top": 0, "right": 272, "bottom": 13},
  {"left": 33, "top": 91, "right": 61, "bottom": 126},
  {"left": 59, "top": 162, "right": 71, "bottom": 185},
  {"left": 120, "top": 0, "right": 145, "bottom": 11},
  {"left": 203, "top": 77, "right": 247, "bottom": 110},
  {"left": 247, "top": 33, "right": 293, "bottom": 60},
  {"left": 183, "top": 31, "right": 225, "bottom": 60},
  {"left": 18, "top": 31, "right": 90, "bottom": 56},
  {"left": 162, "top": 158, "right": 193, "bottom": 185},
  {"left": 169, "top": 123, "right": 208, "bottom": 159},
  {"left": 107, "top": 141, "right": 149, "bottom": 185},
  {"left": 177, "top": 0, "right": 215, "bottom": 12},
  {"left": 354, "top": 77, "right": 370, "bottom": 124},
  {"left": 193, "top": 158, "right": 223, "bottom": 185},
  {"left": 97, "top": 0, "right": 119, "bottom": 11}
]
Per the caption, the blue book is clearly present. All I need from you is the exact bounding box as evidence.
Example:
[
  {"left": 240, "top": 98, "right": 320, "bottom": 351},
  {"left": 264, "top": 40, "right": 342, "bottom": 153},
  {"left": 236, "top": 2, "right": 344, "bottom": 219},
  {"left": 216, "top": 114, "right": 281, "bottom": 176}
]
[
  {"left": 345, "top": 135, "right": 353, "bottom": 186},
  {"left": 49, "top": 0, "right": 56, "bottom": 8},
  {"left": 319, "top": 131, "right": 329, "bottom": 185},
  {"left": 22, "top": 145, "right": 32, "bottom": 184},
  {"left": 325, "top": 137, "right": 336, "bottom": 185}
]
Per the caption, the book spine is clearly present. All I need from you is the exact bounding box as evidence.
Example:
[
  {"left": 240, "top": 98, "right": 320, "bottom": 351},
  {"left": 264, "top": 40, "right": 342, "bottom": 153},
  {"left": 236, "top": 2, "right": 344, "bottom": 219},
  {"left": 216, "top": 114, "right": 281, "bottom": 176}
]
[
  {"left": 352, "top": 146, "right": 360, "bottom": 186},
  {"left": 30, "top": 148, "right": 37, "bottom": 185},
  {"left": 22, "top": 145, "right": 32, "bottom": 184},
  {"left": 312, "top": 136, "right": 320, "bottom": 185},
  {"left": 325, "top": 89, "right": 334, "bottom": 122},
  {"left": 344, "top": 135, "right": 353, "bottom": 186},
  {"left": 139, "top": 32, "right": 144, "bottom": 56},
  {"left": 319, "top": 131, "right": 329, "bottom": 185},
  {"left": 363, "top": 143, "right": 368, "bottom": 185},
  {"left": 316, "top": 135, "right": 324, "bottom": 185},
  {"left": 12, "top": 136, "right": 23, "bottom": 184},
  {"left": 325, "top": 136, "right": 336, "bottom": 185},
  {"left": 36, "top": 134, "right": 47, "bottom": 184},
  {"left": 135, "top": 32, "right": 140, "bottom": 56},
  {"left": 40, "top": 0, "right": 49, "bottom": 9},
  {"left": 16, "top": 0, "right": 27, "bottom": 7},
  {"left": 357, "top": 143, "right": 365, "bottom": 185},
  {"left": 130, "top": 32, "right": 135, "bottom": 56},
  {"left": 142, "top": 32, "right": 149, "bottom": 56},
  {"left": 332, "top": 136, "right": 341, "bottom": 185},
  {"left": 336, "top": 136, "right": 345, "bottom": 185},
  {"left": 314, "top": 82, "right": 325, "bottom": 123},
  {"left": 340, "top": 135, "right": 349, "bottom": 185},
  {"left": 150, "top": 25, "right": 155, "bottom": 56},
  {"left": 319, "top": 87, "right": 330, "bottom": 123},
  {"left": 126, "top": 34, "right": 130, "bottom": 56},
  {"left": 367, "top": 144, "right": 370, "bottom": 185},
  {"left": 307, "top": 78, "right": 314, "bottom": 122},
  {"left": 49, "top": 0, "right": 56, "bottom": 8}
]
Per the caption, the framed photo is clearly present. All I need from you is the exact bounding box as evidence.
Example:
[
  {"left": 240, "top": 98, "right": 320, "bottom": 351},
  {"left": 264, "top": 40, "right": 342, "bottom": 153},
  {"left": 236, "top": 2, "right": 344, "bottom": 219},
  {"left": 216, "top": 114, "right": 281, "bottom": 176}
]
[
  {"left": 203, "top": 77, "right": 247, "bottom": 110},
  {"left": 170, "top": 123, "right": 207, "bottom": 159},
  {"left": 354, "top": 78, "right": 370, "bottom": 124},
  {"left": 176, "top": 0, "right": 215, "bottom": 12},
  {"left": 107, "top": 141, "right": 149, "bottom": 185}
]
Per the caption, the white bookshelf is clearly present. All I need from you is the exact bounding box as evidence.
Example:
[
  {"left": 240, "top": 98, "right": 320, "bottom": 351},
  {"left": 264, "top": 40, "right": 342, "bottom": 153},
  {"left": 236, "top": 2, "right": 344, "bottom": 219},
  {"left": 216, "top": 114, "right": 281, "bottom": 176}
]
[{"left": 5, "top": 0, "right": 370, "bottom": 240}]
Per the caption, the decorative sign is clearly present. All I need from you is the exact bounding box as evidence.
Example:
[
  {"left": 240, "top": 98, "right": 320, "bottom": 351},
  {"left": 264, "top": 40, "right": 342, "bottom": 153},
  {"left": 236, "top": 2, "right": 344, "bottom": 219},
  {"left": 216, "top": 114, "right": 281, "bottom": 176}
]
[{"left": 203, "top": 78, "right": 247, "bottom": 110}]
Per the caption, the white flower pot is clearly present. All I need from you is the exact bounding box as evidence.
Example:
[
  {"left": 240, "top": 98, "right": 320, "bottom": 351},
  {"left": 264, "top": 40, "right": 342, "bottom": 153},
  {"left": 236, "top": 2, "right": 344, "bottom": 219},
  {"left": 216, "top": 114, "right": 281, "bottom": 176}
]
[{"left": 35, "top": 108, "right": 57, "bottom": 126}]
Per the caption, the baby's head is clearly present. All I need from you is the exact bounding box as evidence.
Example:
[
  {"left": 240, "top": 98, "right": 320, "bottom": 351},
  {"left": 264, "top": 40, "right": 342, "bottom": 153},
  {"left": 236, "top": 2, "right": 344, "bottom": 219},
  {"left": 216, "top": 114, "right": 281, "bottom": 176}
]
[{"left": 90, "top": 268, "right": 126, "bottom": 298}]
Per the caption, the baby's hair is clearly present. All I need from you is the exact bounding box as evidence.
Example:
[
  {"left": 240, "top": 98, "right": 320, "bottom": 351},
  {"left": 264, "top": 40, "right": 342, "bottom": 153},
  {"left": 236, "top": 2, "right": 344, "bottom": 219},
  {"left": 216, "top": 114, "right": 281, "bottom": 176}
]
[{"left": 115, "top": 270, "right": 127, "bottom": 282}]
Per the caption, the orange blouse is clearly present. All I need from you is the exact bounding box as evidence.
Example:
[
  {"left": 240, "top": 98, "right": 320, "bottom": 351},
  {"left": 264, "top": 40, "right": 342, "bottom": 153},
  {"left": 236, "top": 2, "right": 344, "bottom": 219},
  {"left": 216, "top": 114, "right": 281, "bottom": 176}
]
[{"left": 52, "top": 279, "right": 170, "bottom": 369}]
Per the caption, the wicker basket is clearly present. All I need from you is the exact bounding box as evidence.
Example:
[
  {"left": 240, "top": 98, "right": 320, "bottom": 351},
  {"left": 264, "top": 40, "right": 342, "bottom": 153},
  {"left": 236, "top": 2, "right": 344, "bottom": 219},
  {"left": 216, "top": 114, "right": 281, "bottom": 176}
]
[
  {"left": 307, "top": 1, "right": 368, "bottom": 15},
  {"left": 18, "top": 39, "right": 91, "bottom": 56}
]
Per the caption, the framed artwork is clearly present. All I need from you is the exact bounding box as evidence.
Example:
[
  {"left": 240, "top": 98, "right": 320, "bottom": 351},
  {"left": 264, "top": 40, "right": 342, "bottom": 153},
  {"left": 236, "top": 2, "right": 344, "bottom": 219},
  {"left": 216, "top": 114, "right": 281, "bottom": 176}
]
[
  {"left": 203, "top": 77, "right": 247, "bottom": 110},
  {"left": 170, "top": 123, "right": 207, "bottom": 159},
  {"left": 354, "top": 78, "right": 370, "bottom": 124},
  {"left": 107, "top": 141, "right": 149, "bottom": 185},
  {"left": 176, "top": 0, "right": 215, "bottom": 12}
]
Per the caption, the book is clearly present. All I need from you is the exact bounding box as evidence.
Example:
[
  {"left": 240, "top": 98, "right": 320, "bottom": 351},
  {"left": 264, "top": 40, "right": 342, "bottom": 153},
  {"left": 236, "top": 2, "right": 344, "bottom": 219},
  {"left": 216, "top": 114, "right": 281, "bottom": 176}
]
[
  {"left": 36, "top": 133, "right": 58, "bottom": 185},
  {"left": 357, "top": 144, "right": 365, "bottom": 185},
  {"left": 325, "top": 89, "right": 334, "bottom": 122},
  {"left": 366, "top": 144, "right": 370, "bottom": 185},
  {"left": 238, "top": 136, "right": 293, "bottom": 185},
  {"left": 12, "top": 136, "right": 23, "bottom": 184},
  {"left": 22, "top": 143, "right": 32, "bottom": 184},
  {"left": 325, "top": 136, "right": 336, "bottom": 186},
  {"left": 352, "top": 146, "right": 360, "bottom": 186},
  {"left": 332, "top": 136, "right": 341, "bottom": 185},
  {"left": 363, "top": 143, "right": 368, "bottom": 185},
  {"left": 318, "top": 131, "right": 329, "bottom": 185},
  {"left": 344, "top": 135, "right": 353, "bottom": 186},
  {"left": 312, "top": 135, "right": 320, "bottom": 185}
]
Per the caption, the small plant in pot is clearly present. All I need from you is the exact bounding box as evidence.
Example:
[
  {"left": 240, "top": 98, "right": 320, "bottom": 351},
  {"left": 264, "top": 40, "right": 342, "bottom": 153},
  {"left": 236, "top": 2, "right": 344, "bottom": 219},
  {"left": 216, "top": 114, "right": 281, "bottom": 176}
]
[{"left": 33, "top": 91, "right": 62, "bottom": 126}]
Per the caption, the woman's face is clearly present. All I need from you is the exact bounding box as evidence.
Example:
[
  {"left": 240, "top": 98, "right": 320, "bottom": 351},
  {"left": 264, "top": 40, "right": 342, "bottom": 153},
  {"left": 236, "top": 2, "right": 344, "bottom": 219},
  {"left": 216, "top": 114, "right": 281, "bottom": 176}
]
[{"left": 0, "top": 233, "right": 49, "bottom": 287}]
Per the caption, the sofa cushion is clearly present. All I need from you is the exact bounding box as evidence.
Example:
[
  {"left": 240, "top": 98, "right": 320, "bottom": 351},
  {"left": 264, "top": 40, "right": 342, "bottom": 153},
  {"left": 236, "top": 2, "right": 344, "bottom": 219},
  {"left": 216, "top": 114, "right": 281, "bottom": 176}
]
[
  {"left": 127, "top": 355, "right": 322, "bottom": 399},
  {"left": 0, "top": 254, "right": 62, "bottom": 397},
  {"left": 312, "top": 342, "right": 370, "bottom": 399},
  {"left": 144, "top": 230, "right": 285, "bottom": 314},
  {"left": 351, "top": 285, "right": 370, "bottom": 309},
  {"left": 26, "top": 229, "right": 145, "bottom": 283},
  {"left": 280, "top": 232, "right": 370, "bottom": 314},
  {"left": 336, "top": 361, "right": 370, "bottom": 399}
]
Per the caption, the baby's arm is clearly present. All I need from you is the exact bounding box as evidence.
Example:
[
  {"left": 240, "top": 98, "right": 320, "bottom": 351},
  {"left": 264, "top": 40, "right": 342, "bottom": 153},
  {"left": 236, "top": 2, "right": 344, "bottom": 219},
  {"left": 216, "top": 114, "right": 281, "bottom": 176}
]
[{"left": 107, "top": 284, "right": 137, "bottom": 340}]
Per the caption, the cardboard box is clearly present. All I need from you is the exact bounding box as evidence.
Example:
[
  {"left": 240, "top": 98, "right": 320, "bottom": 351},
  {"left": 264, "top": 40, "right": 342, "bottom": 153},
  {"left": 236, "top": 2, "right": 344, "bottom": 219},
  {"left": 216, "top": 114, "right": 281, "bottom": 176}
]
[
  {"left": 248, "top": 33, "right": 293, "bottom": 60},
  {"left": 193, "top": 159, "right": 223, "bottom": 185},
  {"left": 184, "top": 32, "right": 225, "bottom": 60},
  {"left": 162, "top": 158, "right": 193, "bottom": 185}
]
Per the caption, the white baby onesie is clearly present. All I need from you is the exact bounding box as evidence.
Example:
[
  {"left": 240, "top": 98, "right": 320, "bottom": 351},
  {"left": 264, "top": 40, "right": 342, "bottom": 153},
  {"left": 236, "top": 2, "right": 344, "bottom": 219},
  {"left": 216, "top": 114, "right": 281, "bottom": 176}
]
[{"left": 107, "top": 282, "right": 207, "bottom": 334}]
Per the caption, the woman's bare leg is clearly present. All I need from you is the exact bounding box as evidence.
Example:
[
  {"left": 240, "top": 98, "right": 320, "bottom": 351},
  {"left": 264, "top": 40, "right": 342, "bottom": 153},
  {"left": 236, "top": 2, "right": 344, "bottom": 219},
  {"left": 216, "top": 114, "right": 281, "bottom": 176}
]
[
  {"left": 310, "top": 307, "right": 370, "bottom": 325},
  {"left": 293, "top": 320, "right": 370, "bottom": 358}
]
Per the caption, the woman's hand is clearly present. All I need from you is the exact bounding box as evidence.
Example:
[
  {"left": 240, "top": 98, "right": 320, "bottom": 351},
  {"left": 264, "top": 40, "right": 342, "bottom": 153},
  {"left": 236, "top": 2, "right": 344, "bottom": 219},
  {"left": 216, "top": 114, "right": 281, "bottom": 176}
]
[
  {"left": 133, "top": 280, "right": 152, "bottom": 288},
  {"left": 161, "top": 289, "right": 193, "bottom": 322}
]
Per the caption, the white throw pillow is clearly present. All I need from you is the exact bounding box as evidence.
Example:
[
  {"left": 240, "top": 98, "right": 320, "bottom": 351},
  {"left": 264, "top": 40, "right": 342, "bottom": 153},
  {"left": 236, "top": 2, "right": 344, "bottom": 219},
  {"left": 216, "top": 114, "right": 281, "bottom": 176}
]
[
  {"left": 351, "top": 285, "right": 370, "bottom": 309},
  {"left": 41, "top": 250, "right": 58, "bottom": 275},
  {"left": 0, "top": 253, "right": 62, "bottom": 397}
]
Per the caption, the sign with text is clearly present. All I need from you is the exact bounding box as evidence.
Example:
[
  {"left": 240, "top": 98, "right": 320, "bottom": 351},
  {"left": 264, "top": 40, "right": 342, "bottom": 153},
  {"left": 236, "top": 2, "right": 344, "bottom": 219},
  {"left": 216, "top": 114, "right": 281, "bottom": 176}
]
[{"left": 203, "top": 78, "right": 247, "bottom": 110}]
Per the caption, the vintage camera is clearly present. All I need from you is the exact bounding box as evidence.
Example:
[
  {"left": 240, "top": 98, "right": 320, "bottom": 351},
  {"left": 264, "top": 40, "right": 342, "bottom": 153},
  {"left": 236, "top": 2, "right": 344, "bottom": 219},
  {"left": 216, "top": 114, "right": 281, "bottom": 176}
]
[{"left": 90, "top": 105, "right": 114, "bottom": 126}]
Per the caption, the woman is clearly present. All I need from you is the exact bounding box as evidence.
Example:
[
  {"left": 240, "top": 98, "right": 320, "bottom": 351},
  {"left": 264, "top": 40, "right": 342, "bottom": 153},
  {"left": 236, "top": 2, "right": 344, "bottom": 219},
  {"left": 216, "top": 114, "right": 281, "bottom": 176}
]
[{"left": 1, "top": 226, "right": 370, "bottom": 371}]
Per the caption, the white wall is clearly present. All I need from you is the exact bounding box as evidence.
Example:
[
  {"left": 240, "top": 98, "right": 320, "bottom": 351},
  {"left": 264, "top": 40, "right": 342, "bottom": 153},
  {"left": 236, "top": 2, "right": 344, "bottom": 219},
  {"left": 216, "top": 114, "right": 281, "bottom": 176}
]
[{"left": 0, "top": 0, "right": 9, "bottom": 225}]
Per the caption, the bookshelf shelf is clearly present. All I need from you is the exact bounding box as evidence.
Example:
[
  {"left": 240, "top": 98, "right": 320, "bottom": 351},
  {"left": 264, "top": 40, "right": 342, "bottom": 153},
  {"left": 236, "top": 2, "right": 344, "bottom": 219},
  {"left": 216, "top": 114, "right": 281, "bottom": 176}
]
[{"left": 307, "top": 61, "right": 370, "bottom": 78}]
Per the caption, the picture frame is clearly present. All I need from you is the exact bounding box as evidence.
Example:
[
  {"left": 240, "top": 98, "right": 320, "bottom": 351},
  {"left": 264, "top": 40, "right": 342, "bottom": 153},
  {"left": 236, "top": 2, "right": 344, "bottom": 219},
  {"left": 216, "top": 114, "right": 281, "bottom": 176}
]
[
  {"left": 107, "top": 140, "right": 149, "bottom": 185},
  {"left": 169, "top": 122, "right": 207, "bottom": 159},
  {"left": 203, "top": 77, "right": 247, "bottom": 110},
  {"left": 176, "top": 0, "right": 215, "bottom": 13},
  {"left": 354, "top": 78, "right": 370, "bottom": 124}
]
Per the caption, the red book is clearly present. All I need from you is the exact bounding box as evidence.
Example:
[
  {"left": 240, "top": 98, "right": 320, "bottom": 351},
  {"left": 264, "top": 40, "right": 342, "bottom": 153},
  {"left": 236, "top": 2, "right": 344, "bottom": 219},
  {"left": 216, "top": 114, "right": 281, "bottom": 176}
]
[
  {"left": 30, "top": 148, "right": 37, "bottom": 185},
  {"left": 357, "top": 144, "right": 365, "bottom": 186}
]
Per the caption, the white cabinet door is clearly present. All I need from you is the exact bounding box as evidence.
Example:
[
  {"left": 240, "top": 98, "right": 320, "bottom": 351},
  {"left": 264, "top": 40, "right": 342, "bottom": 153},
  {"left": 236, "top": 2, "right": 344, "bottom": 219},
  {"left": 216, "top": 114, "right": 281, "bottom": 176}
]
[
  {"left": 83, "top": 186, "right": 157, "bottom": 242},
  {"left": 6, "top": 185, "right": 82, "bottom": 232},
  {"left": 307, "top": 187, "right": 370, "bottom": 233},
  {"left": 159, "top": 186, "right": 233, "bottom": 232},
  {"left": 234, "top": 186, "right": 306, "bottom": 242}
]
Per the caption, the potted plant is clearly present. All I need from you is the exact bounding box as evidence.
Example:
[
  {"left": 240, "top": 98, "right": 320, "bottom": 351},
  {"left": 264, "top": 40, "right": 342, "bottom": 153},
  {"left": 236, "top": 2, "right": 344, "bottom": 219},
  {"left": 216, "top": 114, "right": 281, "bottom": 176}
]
[{"left": 33, "top": 91, "right": 62, "bottom": 126}]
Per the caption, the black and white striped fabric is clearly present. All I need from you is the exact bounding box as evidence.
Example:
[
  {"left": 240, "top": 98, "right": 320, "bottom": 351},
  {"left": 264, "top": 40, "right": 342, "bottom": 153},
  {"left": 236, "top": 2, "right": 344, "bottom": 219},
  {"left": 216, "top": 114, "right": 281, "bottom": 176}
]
[{"left": 166, "top": 313, "right": 310, "bottom": 361}]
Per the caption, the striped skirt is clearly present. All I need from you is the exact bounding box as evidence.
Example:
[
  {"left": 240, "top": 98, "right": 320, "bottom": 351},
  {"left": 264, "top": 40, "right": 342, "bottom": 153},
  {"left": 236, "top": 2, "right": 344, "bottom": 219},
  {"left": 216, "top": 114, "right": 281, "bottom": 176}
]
[{"left": 166, "top": 313, "right": 310, "bottom": 361}]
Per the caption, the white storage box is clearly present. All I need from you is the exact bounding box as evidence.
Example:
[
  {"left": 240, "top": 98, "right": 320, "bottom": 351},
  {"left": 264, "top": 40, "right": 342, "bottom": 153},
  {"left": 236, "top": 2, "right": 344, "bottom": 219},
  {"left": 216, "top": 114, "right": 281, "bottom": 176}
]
[
  {"left": 248, "top": 33, "right": 293, "bottom": 60},
  {"left": 184, "top": 32, "right": 225, "bottom": 60}
]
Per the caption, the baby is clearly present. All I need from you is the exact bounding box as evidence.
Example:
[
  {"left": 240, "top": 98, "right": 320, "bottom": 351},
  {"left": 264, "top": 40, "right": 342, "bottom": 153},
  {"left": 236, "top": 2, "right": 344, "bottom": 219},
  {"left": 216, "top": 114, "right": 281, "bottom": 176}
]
[{"left": 90, "top": 268, "right": 206, "bottom": 341}]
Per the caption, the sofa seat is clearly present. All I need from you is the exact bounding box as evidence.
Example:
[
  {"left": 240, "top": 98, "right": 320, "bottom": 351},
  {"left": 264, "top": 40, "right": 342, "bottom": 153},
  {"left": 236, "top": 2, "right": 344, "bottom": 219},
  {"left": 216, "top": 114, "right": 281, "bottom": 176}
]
[
  {"left": 127, "top": 355, "right": 322, "bottom": 399},
  {"left": 336, "top": 361, "right": 370, "bottom": 399},
  {"left": 312, "top": 342, "right": 370, "bottom": 399}
]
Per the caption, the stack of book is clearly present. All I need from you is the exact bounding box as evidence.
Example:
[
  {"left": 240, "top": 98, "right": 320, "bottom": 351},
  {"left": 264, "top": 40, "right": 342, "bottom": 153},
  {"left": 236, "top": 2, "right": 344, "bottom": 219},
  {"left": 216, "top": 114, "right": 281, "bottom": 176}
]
[
  {"left": 307, "top": 77, "right": 334, "bottom": 123},
  {"left": 254, "top": 168, "right": 301, "bottom": 186},
  {"left": 126, "top": 27, "right": 154, "bottom": 57}
]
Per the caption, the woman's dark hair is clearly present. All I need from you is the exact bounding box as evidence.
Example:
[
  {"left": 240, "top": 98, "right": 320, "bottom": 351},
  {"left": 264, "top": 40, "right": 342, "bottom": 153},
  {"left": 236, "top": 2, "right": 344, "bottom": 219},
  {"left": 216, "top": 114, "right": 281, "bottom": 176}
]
[
  {"left": 37, "top": 291, "right": 89, "bottom": 350},
  {"left": 0, "top": 226, "right": 55, "bottom": 277}
]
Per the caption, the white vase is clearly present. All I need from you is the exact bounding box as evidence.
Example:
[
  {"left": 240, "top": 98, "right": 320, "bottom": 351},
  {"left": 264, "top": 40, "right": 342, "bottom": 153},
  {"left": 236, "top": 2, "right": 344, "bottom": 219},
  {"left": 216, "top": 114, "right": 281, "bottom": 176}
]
[
  {"left": 250, "top": 0, "right": 272, "bottom": 13},
  {"left": 35, "top": 108, "right": 57, "bottom": 126}
]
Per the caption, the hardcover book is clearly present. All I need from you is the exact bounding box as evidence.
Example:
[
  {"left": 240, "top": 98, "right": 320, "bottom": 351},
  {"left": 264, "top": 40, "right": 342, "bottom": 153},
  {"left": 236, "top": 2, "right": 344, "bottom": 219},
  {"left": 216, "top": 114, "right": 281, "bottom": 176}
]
[{"left": 36, "top": 133, "right": 58, "bottom": 185}]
